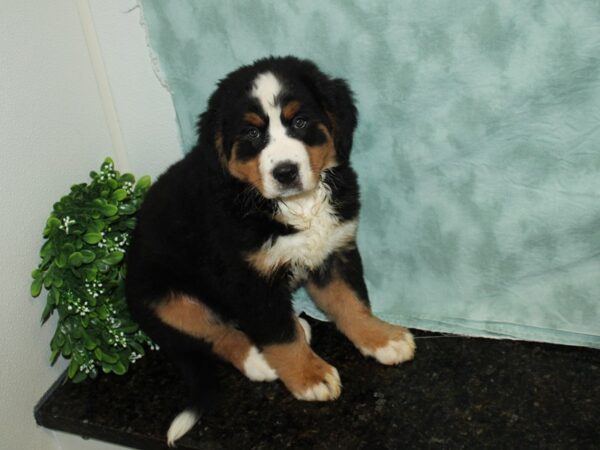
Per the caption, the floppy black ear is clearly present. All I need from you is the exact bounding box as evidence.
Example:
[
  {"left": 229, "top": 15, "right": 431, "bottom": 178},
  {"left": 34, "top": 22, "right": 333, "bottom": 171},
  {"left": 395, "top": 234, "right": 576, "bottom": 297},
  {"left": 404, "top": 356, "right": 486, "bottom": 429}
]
[
  {"left": 196, "top": 96, "right": 228, "bottom": 171},
  {"left": 301, "top": 62, "right": 358, "bottom": 163}
]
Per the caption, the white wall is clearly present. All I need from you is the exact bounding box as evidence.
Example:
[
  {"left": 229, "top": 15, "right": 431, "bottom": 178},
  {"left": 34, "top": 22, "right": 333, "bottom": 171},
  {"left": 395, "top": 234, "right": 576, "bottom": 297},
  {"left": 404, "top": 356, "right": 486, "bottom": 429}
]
[
  {"left": 85, "top": 0, "right": 181, "bottom": 179},
  {"left": 0, "top": 0, "right": 180, "bottom": 449}
]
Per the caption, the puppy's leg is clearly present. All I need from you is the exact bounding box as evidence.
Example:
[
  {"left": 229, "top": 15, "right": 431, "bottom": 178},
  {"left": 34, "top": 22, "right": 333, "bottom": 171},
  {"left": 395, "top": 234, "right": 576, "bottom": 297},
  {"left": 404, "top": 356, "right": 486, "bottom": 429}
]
[
  {"left": 154, "top": 294, "right": 277, "bottom": 382},
  {"left": 260, "top": 316, "right": 341, "bottom": 401},
  {"left": 307, "top": 249, "right": 415, "bottom": 365},
  {"left": 232, "top": 294, "right": 340, "bottom": 401}
]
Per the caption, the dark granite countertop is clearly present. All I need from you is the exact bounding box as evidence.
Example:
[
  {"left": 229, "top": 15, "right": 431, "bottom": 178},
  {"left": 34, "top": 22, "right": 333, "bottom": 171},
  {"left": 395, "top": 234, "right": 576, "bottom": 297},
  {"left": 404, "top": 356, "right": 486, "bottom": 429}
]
[{"left": 35, "top": 317, "right": 600, "bottom": 449}]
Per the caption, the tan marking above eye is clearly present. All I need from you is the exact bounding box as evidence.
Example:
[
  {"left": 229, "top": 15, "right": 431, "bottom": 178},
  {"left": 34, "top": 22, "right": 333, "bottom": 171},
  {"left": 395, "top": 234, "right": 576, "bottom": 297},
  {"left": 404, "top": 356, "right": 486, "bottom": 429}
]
[
  {"left": 282, "top": 101, "right": 301, "bottom": 121},
  {"left": 244, "top": 112, "right": 265, "bottom": 127}
]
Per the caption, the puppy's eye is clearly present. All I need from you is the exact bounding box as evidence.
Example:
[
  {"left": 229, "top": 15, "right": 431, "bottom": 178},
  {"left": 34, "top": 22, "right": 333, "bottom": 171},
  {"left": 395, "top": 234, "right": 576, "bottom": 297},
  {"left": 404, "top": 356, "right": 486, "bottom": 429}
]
[
  {"left": 292, "top": 117, "right": 308, "bottom": 129},
  {"left": 246, "top": 127, "right": 261, "bottom": 139}
]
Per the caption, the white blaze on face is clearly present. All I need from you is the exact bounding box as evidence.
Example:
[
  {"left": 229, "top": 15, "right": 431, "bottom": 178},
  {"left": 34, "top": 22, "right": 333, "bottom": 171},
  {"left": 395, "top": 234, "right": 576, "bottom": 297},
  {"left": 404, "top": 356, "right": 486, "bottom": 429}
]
[{"left": 251, "top": 72, "right": 315, "bottom": 199}]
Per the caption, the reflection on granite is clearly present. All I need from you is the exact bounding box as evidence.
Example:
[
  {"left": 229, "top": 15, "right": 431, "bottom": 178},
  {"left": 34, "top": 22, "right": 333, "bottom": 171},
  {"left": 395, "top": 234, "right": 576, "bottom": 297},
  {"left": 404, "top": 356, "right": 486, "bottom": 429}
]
[{"left": 35, "top": 317, "right": 600, "bottom": 449}]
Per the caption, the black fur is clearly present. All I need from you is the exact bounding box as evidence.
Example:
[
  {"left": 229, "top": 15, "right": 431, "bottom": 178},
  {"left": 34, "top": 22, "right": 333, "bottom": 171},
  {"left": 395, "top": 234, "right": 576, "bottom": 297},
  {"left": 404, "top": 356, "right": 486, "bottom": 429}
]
[{"left": 126, "top": 56, "right": 365, "bottom": 416}]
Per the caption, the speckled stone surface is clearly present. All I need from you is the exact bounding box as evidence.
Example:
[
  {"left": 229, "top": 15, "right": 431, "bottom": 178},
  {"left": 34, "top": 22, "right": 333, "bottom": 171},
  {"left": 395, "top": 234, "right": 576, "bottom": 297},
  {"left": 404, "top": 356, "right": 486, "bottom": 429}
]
[{"left": 35, "top": 317, "right": 600, "bottom": 449}]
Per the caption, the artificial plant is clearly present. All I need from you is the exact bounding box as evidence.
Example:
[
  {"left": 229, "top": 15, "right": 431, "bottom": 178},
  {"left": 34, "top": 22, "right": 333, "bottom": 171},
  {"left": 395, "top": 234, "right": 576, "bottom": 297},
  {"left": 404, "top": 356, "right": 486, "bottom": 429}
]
[{"left": 31, "top": 158, "right": 156, "bottom": 382}]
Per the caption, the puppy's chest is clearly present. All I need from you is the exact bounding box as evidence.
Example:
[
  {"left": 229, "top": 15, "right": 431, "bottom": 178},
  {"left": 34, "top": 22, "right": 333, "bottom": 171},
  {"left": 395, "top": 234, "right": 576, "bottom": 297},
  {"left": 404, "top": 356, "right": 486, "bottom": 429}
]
[{"left": 248, "top": 186, "right": 357, "bottom": 282}]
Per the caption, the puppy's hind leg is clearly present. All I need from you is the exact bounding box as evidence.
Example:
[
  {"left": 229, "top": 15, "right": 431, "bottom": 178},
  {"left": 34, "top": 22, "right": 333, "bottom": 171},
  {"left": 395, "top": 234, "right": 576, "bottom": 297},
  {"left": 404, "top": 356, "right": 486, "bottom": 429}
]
[{"left": 154, "top": 294, "right": 278, "bottom": 382}]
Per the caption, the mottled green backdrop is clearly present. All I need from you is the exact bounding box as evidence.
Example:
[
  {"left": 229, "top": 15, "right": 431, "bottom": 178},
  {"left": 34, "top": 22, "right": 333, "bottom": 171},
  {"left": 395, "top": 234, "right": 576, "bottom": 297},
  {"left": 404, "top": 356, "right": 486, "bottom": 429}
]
[{"left": 140, "top": 0, "right": 600, "bottom": 347}]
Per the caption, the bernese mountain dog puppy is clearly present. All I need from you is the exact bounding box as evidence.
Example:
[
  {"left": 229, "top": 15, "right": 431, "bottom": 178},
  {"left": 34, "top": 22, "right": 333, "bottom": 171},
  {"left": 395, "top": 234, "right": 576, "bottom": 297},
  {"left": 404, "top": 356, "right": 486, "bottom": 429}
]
[{"left": 126, "top": 56, "right": 415, "bottom": 446}]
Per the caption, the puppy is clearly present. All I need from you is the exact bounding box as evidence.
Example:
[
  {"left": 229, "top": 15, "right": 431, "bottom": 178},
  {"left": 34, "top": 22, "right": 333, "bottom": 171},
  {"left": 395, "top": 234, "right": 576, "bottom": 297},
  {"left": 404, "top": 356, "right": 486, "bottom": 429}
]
[{"left": 125, "top": 56, "right": 415, "bottom": 446}]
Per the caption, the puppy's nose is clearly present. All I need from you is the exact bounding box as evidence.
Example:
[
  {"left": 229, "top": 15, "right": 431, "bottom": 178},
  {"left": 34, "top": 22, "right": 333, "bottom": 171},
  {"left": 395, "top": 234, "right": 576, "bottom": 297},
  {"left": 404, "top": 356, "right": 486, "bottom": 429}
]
[{"left": 272, "top": 162, "right": 299, "bottom": 184}]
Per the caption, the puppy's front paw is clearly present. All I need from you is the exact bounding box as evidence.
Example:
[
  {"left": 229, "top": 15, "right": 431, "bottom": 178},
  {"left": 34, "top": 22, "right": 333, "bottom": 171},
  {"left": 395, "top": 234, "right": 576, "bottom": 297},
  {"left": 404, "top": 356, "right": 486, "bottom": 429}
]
[
  {"left": 360, "top": 331, "right": 416, "bottom": 365},
  {"left": 243, "top": 346, "right": 278, "bottom": 381},
  {"left": 356, "top": 322, "right": 416, "bottom": 366},
  {"left": 292, "top": 359, "right": 341, "bottom": 401}
]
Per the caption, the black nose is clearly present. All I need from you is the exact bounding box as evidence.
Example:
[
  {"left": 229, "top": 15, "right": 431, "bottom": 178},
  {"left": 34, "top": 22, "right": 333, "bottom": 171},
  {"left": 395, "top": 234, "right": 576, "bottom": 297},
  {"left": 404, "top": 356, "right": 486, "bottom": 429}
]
[{"left": 272, "top": 162, "right": 299, "bottom": 184}]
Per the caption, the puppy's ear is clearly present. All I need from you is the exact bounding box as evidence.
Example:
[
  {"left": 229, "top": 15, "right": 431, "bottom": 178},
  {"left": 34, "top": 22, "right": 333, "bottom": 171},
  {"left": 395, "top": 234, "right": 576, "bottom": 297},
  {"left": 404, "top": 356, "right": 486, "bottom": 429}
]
[
  {"left": 302, "top": 63, "right": 358, "bottom": 162},
  {"left": 197, "top": 106, "right": 228, "bottom": 170}
]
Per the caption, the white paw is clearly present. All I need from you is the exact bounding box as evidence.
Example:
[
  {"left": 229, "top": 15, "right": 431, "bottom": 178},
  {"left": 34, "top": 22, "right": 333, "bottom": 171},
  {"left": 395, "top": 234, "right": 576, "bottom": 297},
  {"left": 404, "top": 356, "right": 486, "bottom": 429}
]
[
  {"left": 243, "top": 346, "right": 278, "bottom": 381},
  {"left": 360, "top": 332, "right": 416, "bottom": 365},
  {"left": 294, "top": 367, "right": 341, "bottom": 401},
  {"left": 298, "top": 317, "right": 312, "bottom": 344}
]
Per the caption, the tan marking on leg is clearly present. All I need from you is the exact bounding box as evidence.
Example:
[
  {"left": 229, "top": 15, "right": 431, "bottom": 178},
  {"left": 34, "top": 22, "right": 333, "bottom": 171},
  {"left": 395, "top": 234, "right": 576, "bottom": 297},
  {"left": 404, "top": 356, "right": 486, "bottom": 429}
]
[
  {"left": 305, "top": 124, "right": 337, "bottom": 181},
  {"left": 244, "top": 112, "right": 265, "bottom": 127},
  {"left": 282, "top": 100, "right": 301, "bottom": 121},
  {"left": 261, "top": 318, "right": 341, "bottom": 400},
  {"left": 154, "top": 295, "right": 254, "bottom": 374},
  {"left": 307, "top": 278, "right": 416, "bottom": 365},
  {"left": 227, "top": 143, "right": 264, "bottom": 194}
]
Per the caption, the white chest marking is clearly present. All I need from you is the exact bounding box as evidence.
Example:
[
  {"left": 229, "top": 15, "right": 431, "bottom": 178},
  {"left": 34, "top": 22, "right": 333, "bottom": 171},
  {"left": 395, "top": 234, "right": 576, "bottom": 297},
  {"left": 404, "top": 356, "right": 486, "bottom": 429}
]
[{"left": 258, "top": 184, "right": 357, "bottom": 280}]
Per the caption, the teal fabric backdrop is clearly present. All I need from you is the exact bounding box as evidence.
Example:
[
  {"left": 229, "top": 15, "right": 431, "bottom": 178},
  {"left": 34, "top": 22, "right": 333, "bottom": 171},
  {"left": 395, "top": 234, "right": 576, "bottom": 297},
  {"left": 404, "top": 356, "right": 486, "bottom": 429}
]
[{"left": 139, "top": 0, "right": 600, "bottom": 348}]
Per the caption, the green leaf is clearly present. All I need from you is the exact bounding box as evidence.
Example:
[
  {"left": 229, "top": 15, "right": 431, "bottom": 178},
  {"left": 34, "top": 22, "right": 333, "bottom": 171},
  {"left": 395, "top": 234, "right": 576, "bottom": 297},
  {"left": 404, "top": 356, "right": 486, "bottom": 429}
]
[
  {"left": 83, "top": 267, "right": 97, "bottom": 281},
  {"left": 101, "top": 157, "right": 114, "bottom": 170},
  {"left": 62, "top": 341, "right": 72, "bottom": 357},
  {"left": 124, "top": 218, "right": 137, "bottom": 229},
  {"left": 102, "top": 352, "right": 119, "bottom": 364},
  {"left": 130, "top": 341, "right": 144, "bottom": 354},
  {"left": 83, "top": 232, "right": 102, "bottom": 244},
  {"left": 72, "top": 325, "right": 83, "bottom": 339},
  {"left": 118, "top": 203, "right": 136, "bottom": 215},
  {"left": 67, "top": 359, "right": 79, "bottom": 379},
  {"left": 55, "top": 252, "right": 68, "bottom": 268},
  {"left": 68, "top": 252, "right": 84, "bottom": 267},
  {"left": 31, "top": 277, "right": 43, "bottom": 297},
  {"left": 83, "top": 332, "right": 97, "bottom": 350},
  {"left": 49, "top": 348, "right": 60, "bottom": 365},
  {"left": 40, "top": 241, "right": 53, "bottom": 258},
  {"left": 87, "top": 221, "right": 105, "bottom": 233},
  {"left": 111, "top": 189, "right": 127, "bottom": 201},
  {"left": 72, "top": 370, "right": 87, "bottom": 383},
  {"left": 46, "top": 217, "right": 61, "bottom": 229},
  {"left": 43, "top": 272, "right": 53, "bottom": 289},
  {"left": 94, "top": 347, "right": 104, "bottom": 361},
  {"left": 101, "top": 204, "right": 118, "bottom": 217},
  {"left": 41, "top": 302, "right": 54, "bottom": 323},
  {"left": 135, "top": 175, "right": 151, "bottom": 192},
  {"left": 80, "top": 250, "right": 96, "bottom": 263},
  {"left": 113, "top": 361, "right": 127, "bottom": 375},
  {"left": 102, "top": 252, "right": 124, "bottom": 266},
  {"left": 120, "top": 173, "right": 135, "bottom": 183},
  {"left": 96, "top": 261, "right": 110, "bottom": 273},
  {"left": 50, "top": 289, "right": 60, "bottom": 305},
  {"left": 118, "top": 324, "right": 139, "bottom": 334}
]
